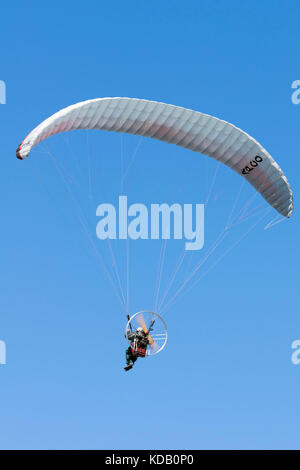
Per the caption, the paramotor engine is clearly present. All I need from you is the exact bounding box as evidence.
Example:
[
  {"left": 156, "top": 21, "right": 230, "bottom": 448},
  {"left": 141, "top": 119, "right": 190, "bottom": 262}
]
[{"left": 126, "top": 311, "right": 168, "bottom": 356}]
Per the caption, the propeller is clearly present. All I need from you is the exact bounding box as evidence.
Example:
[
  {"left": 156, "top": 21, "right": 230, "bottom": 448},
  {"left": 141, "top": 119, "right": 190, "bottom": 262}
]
[{"left": 136, "top": 313, "right": 159, "bottom": 352}]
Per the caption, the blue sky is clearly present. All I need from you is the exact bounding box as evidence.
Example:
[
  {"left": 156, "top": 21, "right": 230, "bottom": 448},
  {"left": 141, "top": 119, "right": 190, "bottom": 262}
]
[{"left": 0, "top": 0, "right": 299, "bottom": 450}]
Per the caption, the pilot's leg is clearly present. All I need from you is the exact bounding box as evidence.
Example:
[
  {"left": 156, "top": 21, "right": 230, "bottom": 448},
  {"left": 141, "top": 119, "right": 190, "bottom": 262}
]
[{"left": 126, "top": 347, "right": 132, "bottom": 365}]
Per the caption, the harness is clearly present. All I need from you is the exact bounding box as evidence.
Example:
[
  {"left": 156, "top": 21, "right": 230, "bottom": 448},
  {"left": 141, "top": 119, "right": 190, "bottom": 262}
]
[{"left": 130, "top": 337, "right": 148, "bottom": 357}]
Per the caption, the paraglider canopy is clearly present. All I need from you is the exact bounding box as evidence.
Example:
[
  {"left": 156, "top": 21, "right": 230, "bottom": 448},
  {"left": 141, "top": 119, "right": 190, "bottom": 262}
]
[{"left": 16, "top": 97, "right": 293, "bottom": 218}]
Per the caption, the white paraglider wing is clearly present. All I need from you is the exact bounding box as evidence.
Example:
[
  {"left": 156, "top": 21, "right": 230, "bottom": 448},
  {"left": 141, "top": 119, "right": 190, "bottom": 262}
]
[{"left": 16, "top": 97, "right": 293, "bottom": 217}]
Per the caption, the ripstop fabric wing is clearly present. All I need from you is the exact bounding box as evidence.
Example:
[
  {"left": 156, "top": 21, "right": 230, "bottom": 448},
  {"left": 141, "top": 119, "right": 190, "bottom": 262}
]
[{"left": 16, "top": 97, "right": 293, "bottom": 217}]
